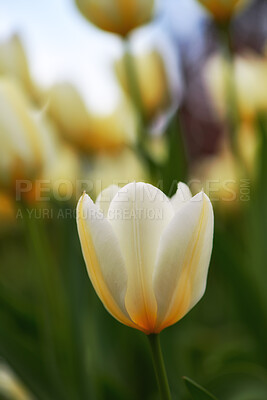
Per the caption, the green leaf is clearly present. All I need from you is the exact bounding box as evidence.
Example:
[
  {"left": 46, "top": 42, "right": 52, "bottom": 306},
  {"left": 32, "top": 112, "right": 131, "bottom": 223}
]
[
  {"left": 162, "top": 113, "right": 188, "bottom": 196},
  {"left": 183, "top": 377, "right": 218, "bottom": 400}
]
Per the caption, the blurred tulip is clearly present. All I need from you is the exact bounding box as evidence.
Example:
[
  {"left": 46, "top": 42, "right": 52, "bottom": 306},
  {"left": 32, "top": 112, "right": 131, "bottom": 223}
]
[
  {"left": 0, "top": 78, "right": 44, "bottom": 189},
  {"left": 115, "top": 45, "right": 181, "bottom": 126},
  {"left": 0, "top": 77, "right": 77, "bottom": 205},
  {"left": 85, "top": 147, "right": 148, "bottom": 198},
  {"left": 204, "top": 52, "right": 233, "bottom": 121},
  {"left": 197, "top": 0, "right": 249, "bottom": 22},
  {"left": 0, "top": 191, "right": 15, "bottom": 223},
  {"left": 204, "top": 52, "right": 267, "bottom": 121},
  {"left": 234, "top": 54, "right": 267, "bottom": 119},
  {"left": 42, "top": 145, "right": 80, "bottom": 201},
  {"left": 48, "top": 83, "right": 136, "bottom": 152},
  {"left": 77, "top": 182, "right": 214, "bottom": 333},
  {"left": 144, "top": 135, "right": 168, "bottom": 165},
  {"left": 204, "top": 52, "right": 226, "bottom": 116},
  {"left": 190, "top": 145, "right": 242, "bottom": 214},
  {"left": 75, "top": 0, "right": 155, "bottom": 36},
  {"left": 0, "top": 34, "right": 38, "bottom": 102},
  {"left": 0, "top": 363, "right": 33, "bottom": 400},
  {"left": 21, "top": 113, "right": 80, "bottom": 204},
  {"left": 237, "top": 121, "right": 259, "bottom": 178}
]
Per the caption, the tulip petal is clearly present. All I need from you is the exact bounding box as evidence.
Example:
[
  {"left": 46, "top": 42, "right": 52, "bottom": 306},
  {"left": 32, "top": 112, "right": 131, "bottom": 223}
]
[
  {"left": 77, "top": 192, "right": 136, "bottom": 329},
  {"left": 153, "top": 192, "right": 214, "bottom": 332},
  {"left": 108, "top": 182, "right": 174, "bottom": 332},
  {"left": 95, "top": 184, "right": 120, "bottom": 217},
  {"left": 171, "top": 182, "right": 192, "bottom": 212}
]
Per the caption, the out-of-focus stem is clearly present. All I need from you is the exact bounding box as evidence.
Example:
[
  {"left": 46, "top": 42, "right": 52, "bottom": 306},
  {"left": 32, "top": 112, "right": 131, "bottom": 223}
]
[
  {"left": 22, "top": 204, "right": 65, "bottom": 396},
  {"left": 123, "top": 39, "right": 145, "bottom": 144},
  {"left": 22, "top": 203, "right": 80, "bottom": 399},
  {"left": 147, "top": 334, "right": 172, "bottom": 400},
  {"left": 218, "top": 22, "right": 239, "bottom": 153},
  {"left": 124, "top": 39, "right": 161, "bottom": 179},
  {"left": 218, "top": 21, "right": 251, "bottom": 180}
]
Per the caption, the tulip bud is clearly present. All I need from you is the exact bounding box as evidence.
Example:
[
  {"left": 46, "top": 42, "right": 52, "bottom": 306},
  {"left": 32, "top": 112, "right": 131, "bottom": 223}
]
[
  {"left": 204, "top": 52, "right": 229, "bottom": 119},
  {"left": 20, "top": 113, "right": 80, "bottom": 204},
  {"left": 234, "top": 54, "right": 267, "bottom": 119},
  {"left": 75, "top": 0, "right": 155, "bottom": 36},
  {"left": 0, "top": 77, "right": 76, "bottom": 206},
  {"left": 42, "top": 145, "right": 80, "bottom": 201},
  {"left": 0, "top": 78, "right": 44, "bottom": 189},
  {"left": 77, "top": 182, "right": 214, "bottom": 333},
  {"left": 116, "top": 50, "right": 169, "bottom": 120},
  {"left": 115, "top": 38, "right": 182, "bottom": 128},
  {"left": 0, "top": 34, "right": 38, "bottom": 102},
  {"left": 0, "top": 35, "right": 31, "bottom": 93},
  {"left": 197, "top": 0, "right": 249, "bottom": 22},
  {"left": 48, "top": 83, "right": 137, "bottom": 152},
  {"left": 189, "top": 146, "right": 242, "bottom": 215},
  {"left": 204, "top": 52, "right": 267, "bottom": 121}
]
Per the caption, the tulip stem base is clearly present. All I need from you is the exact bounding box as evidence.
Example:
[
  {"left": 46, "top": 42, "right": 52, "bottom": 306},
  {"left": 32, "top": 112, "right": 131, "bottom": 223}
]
[{"left": 147, "top": 334, "right": 172, "bottom": 400}]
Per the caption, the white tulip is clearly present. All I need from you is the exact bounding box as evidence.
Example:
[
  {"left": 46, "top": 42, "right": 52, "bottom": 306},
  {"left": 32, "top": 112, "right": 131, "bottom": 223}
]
[{"left": 77, "top": 182, "right": 214, "bottom": 334}]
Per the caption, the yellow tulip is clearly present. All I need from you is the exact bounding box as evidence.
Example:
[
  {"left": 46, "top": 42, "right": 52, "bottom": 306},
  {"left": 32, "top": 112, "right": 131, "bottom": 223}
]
[
  {"left": 42, "top": 145, "right": 80, "bottom": 201},
  {"left": 190, "top": 146, "right": 242, "bottom": 214},
  {"left": 0, "top": 78, "right": 44, "bottom": 189},
  {"left": 48, "top": 83, "right": 136, "bottom": 152},
  {"left": 0, "top": 34, "right": 38, "bottom": 102},
  {"left": 197, "top": 0, "right": 248, "bottom": 22},
  {"left": 115, "top": 49, "right": 173, "bottom": 123},
  {"left": 77, "top": 182, "right": 214, "bottom": 333},
  {"left": 204, "top": 52, "right": 229, "bottom": 119},
  {"left": 20, "top": 114, "right": 80, "bottom": 204},
  {"left": 234, "top": 54, "right": 267, "bottom": 119},
  {"left": 0, "top": 77, "right": 77, "bottom": 205},
  {"left": 75, "top": 0, "right": 155, "bottom": 36},
  {"left": 204, "top": 52, "right": 267, "bottom": 121}
]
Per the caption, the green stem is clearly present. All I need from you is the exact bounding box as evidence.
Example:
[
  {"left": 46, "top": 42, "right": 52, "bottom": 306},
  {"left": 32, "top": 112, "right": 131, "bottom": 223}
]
[
  {"left": 147, "top": 334, "right": 172, "bottom": 400},
  {"left": 124, "top": 39, "right": 145, "bottom": 142},
  {"left": 22, "top": 203, "right": 79, "bottom": 399},
  {"left": 22, "top": 204, "right": 65, "bottom": 398},
  {"left": 162, "top": 113, "right": 188, "bottom": 195},
  {"left": 124, "top": 39, "right": 162, "bottom": 180},
  {"left": 218, "top": 23, "right": 238, "bottom": 144},
  {"left": 217, "top": 21, "right": 249, "bottom": 178}
]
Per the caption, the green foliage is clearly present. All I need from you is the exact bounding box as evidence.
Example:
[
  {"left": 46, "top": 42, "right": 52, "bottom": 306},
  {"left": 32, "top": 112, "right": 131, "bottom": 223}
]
[
  {"left": 1, "top": 111, "right": 267, "bottom": 399},
  {"left": 183, "top": 377, "right": 217, "bottom": 400}
]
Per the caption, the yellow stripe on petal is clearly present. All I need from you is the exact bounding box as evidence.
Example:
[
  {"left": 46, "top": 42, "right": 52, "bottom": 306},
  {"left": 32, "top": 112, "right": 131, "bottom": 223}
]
[
  {"left": 153, "top": 192, "right": 214, "bottom": 333},
  {"left": 77, "top": 192, "right": 139, "bottom": 330}
]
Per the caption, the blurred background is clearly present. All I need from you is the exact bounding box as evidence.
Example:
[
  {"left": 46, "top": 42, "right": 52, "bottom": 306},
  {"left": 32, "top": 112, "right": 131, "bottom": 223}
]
[{"left": 0, "top": 0, "right": 267, "bottom": 399}]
